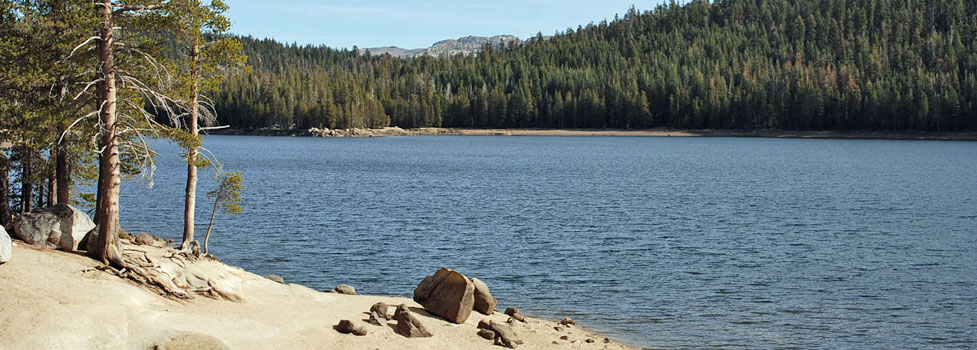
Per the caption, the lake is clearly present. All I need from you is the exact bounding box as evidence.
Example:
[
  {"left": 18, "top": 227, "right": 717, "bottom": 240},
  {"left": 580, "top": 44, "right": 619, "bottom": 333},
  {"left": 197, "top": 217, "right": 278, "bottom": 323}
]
[{"left": 119, "top": 135, "right": 977, "bottom": 349}]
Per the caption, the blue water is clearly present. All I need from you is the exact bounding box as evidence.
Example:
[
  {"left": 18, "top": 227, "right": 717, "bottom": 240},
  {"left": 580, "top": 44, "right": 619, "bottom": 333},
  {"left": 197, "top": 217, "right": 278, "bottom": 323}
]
[{"left": 119, "top": 135, "right": 977, "bottom": 349}]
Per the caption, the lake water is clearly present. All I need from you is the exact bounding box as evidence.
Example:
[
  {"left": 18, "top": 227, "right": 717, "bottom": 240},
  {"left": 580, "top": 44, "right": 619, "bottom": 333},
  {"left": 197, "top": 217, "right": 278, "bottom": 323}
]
[{"left": 119, "top": 135, "right": 977, "bottom": 349}]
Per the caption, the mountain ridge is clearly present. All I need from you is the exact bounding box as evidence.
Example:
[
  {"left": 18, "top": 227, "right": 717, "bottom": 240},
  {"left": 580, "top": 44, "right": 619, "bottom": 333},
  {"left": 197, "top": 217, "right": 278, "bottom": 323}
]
[{"left": 366, "top": 35, "right": 520, "bottom": 58}]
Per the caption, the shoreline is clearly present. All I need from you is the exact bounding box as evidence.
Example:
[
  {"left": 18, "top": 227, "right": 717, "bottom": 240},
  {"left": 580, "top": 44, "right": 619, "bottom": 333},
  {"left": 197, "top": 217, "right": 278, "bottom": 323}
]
[
  {"left": 0, "top": 237, "right": 637, "bottom": 350},
  {"left": 210, "top": 127, "right": 977, "bottom": 141}
]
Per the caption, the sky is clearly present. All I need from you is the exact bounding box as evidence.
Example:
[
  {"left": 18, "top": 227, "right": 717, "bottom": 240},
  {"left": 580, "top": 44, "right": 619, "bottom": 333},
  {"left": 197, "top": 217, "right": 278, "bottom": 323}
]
[{"left": 225, "top": 0, "right": 668, "bottom": 50}]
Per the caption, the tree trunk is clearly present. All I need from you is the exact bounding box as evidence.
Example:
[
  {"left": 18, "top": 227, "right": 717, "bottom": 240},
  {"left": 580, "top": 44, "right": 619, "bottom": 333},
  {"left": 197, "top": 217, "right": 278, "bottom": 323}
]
[
  {"left": 56, "top": 132, "right": 70, "bottom": 205},
  {"left": 47, "top": 163, "right": 55, "bottom": 207},
  {"left": 94, "top": 0, "right": 123, "bottom": 267},
  {"left": 181, "top": 43, "right": 200, "bottom": 250},
  {"left": 21, "top": 149, "right": 33, "bottom": 213},
  {"left": 204, "top": 179, "right": 224, "bottom": 255},
  {"left": 0, "top": 152, "right": 10, "bottom": 226}
]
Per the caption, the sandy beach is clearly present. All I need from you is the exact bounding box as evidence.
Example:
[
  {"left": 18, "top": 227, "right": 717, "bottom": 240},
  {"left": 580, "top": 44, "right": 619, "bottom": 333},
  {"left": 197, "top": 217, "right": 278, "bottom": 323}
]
[{"left": 0, "top": 240, "right": 635, "bottom": 350}]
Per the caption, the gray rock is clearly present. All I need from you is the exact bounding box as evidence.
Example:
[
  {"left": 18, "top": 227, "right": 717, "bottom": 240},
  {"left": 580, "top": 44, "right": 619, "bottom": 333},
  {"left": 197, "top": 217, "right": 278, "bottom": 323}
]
[
  {"left": 472, "top": 277, "right": 498, "bottom": 315},
  {"left": 413, "top": 267, "right": 475, "bottom": 324},
  {"left": 393, "top": 304, "right": 433, "bottom": 338},
  {"left": 487, "top": 320, "right": 524, "bottom": 348},
  {"left": 10, "top": 204, "right": 94, "bottom": 251},
  {"left": 264, "top": 275, "right": 285, "bottom": 284},
  {"left": 367, "top": 311, "right": 385, "bottom": 326},
  {"left": 335, "top": 284, "right": 356, "bottom": 295},
  {"left": 477, "top": 329, "right": 496, "bottom": 340},
  {"left": 134, "top": 233, "right": 159, "bottom": 246},
  {"left": 504, "top": 307, "right": 525, "bottom": 322},
  {"left": 1, "top": 226, "right": 11, "bottom": 264},
  {"left": 370, "top": 301, "right": 391, "bottom": 319},
  {"left": 334, "top": 320, "right": 368, "bottom": 336}
]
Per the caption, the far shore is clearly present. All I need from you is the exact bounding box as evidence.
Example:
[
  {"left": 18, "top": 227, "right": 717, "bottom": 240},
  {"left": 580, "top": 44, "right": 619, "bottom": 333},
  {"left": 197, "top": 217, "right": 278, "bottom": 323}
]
[{"left": 209, "top": 127, "right": 977, "bottom": 141}]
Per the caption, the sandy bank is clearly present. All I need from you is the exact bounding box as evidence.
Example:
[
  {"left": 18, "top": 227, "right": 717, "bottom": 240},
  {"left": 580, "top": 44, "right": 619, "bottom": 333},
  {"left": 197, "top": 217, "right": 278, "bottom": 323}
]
[{"left": 0, "top": 240, "right": 635, "bottom": 350}]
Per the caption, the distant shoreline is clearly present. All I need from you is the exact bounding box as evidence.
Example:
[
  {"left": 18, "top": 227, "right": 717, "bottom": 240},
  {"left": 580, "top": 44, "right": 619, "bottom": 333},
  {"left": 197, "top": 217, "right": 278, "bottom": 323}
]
[{"left": 207, "top": 127, "right": 977, "bottom": 141}]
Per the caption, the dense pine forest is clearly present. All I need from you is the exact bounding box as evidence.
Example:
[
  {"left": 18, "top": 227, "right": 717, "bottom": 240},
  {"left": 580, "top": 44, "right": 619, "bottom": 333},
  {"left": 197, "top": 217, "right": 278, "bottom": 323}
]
[{"left": 214, "top": 0, "right": 977, "bottom": 132}]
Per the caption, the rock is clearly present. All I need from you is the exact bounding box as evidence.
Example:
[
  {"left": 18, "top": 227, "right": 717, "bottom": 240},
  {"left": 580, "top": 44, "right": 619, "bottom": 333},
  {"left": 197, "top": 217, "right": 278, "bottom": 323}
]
[
  {"left": 393, "top": 304, "right": 433, "bottom": 338},
  {"left": 559, "top": 317, "right": 575, "bottom": 326},
  {"left": 81, "top": 227, "right": 123, "bottom": 262},
  {"left": 477, "top": 320, "right": 492, "bottom": 330},
  {"left": 334, "top": 320, "right": 368, "bottom": 336},
  {"left": 1, "top": 226, "right": 11, "bottom": 264},
  {"left": 489, "top": 321, "right": 524, "bottom": 347},
  {"left": 134, "top": 233, "right": 158, "bottom": 246},
  {"left": 335, "top": 284, "right": 356, "bottom": 295},
  {"left": 604, "top": 337, "right": 612, "bottom": 343},
  {"left": 264, "top": 275, "right": 285, "bottom": 284},
  {"left": 154, "top": 333, "right": 229, "bottom": 350},
  {"left": 413, "top": 267, "right": 475, "bottom": 324},
  {"left": 367, "top": 311, "right": 385, "bottom": 326},
  {"left": 560, "top": 335, "right": 569, "bottom": 340},
  {"left": 504, "top": 307, "right": 525, "bottom": 322},
  {"left": 554, "top": 326, "right": 563, "bottom": 332},
  {"left": 471, "top": 277, "right": 498, "bottom": 315},
  {"left": 477, "top": 329, "right": 496, "bottom": 340},
  {"left": 586, "top": 338, "right": 596, "bottom": 343},
  {"left": 370, "top": 302, "right": 391, "bottom": 319},
  {"left": 10, "top": 204, "right": 94, "bottom": 251}
]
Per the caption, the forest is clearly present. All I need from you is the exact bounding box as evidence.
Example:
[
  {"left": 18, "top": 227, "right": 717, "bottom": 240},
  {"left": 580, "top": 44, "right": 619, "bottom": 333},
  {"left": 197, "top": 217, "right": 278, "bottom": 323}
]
[{"left": 214, "top": 0, "right": 977, "bottom": 132}]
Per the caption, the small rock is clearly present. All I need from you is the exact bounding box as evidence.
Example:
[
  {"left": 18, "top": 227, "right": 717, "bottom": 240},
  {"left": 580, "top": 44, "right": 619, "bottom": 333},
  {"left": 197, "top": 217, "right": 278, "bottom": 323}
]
[
  {"left": 504, "top": 307, "right": 525, "bottom": 322},
  {"left": 334, "top": 320, "right": 368, "bottom": 336},
  {"left": 413, "top": 267, "right": 475, "bottom": 324},
  {"left": 477, "top": 329, "right": 496, "bottom": 340},
  {"left": 471, "top": 277, "right": 498, "bottom": 315},
  {"left": 554, "top": 326, "right": 563, "bottom": 332},
  {"left": 394, "top": 304, "right": 433, "bottom": 338},
  {"left": 1, "top": 226, "right": 11, "bottom": 264},
  {"left": 488, "top": 320, "right": 523, "bottom": 348},
  {"left": 264, "top": 275, "right": 285, "bottom": 284},
  {"left": 560, "top": 335, "right": 569, "bottom": 340},
  {"left": 604, "top": 337, "right": 612, "bottom": 343},
  {"left": 477, "top": 319, "right": 492, "bottom": 330},
  {"left": 586, "top": 338, "right": 595, "bottom": 343},
  {"left": 134, "top": 233, "right": 157, "bottom": 246},
  {"left": 559, "top": 317, "right": 575, "bottom": 326},
  {"left": 370, "top": 302, "right": 391, "bottom": 319},
  {"left": 335, "top": 284, "right": 356, "bottom": 295},
  {"left": 367, "top": 311, "right": 384, "bottom": 326}
]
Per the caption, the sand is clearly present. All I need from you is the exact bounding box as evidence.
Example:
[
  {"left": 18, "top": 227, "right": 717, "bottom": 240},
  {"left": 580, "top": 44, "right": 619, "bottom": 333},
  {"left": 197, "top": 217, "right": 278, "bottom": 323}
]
[{"left": 0, "top": 241, "right": 635, "bottom": 350}]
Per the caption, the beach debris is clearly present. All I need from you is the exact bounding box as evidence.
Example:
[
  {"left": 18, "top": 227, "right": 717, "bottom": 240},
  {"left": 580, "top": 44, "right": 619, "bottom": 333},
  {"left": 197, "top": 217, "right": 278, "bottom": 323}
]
[
  {"left": 264, "top": 275, "right": 285, "bottom": 284},
  {"left": 559, "top": 317, "right": 575, "bottom": 326},
  {"left": 504, "top": 307, "right": 525, "bottom": 322},
  {"left": 394, "top": 304, "right": 433, "bottom": 338},
  {"left": 370, "top": 301, "right": 391, "bottom": 319},
  {"left": 335, "top": 320, "right": 368, "bottom": 336},
  {"left": 472, "top": 277, "right": 498, "bottom": 315},
  {"left": 10, "top": 204, "right": 94, "bottom": 251},
  {"left": 1, "top": 226, "right": 11, "bottom": 264},
  {"left": 335, "top": 284, "right": 356, "bottom": 295},
  {"left": 367, "top": 311, "right": 385, "bottom": 326},
  {"left": 413, "top": 267, "right": 475, "bottom": 324}
]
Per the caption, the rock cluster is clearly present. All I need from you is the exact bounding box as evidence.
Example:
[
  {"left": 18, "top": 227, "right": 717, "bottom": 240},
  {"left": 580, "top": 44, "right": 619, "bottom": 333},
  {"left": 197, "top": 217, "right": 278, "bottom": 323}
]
[
  {"left": 334, "top": 320, "right": 368, "bottom": 336},
  {"left": 478, "top": 319, "right": 524, "bottom": 348},
  {"left": 413, "top": 267, "right": 475, "bottom": 324},
  {"left": 504, "top": 307, "right": 525, "bottom": 322},
  {"left": 10, "top": 204, "right": 94, "bottom": 251}
]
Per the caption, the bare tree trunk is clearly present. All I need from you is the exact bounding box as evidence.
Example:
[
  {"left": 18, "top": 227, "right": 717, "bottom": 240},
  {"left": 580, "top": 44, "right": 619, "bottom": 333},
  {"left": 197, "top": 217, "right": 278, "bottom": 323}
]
[
  {"left": 203, "top": 179, "right": 224, "bottom": 255},
  {"left": 0, "top": 152, "right": 10, "bottom": 226},
  {"left": 21, "top": 149, "right": 33, "bottom": 213},
  {"left": 181, "top": 43, "right": 200, "bottom": 251},
  {"left": 47, "top": 162, "right": 55, "bottom": 207},
  {"left": 94, "top": 0, "right": 123, "bottom": 267},
  {"left": 56, "top": 131, "right": 70, "bottom": 205}
]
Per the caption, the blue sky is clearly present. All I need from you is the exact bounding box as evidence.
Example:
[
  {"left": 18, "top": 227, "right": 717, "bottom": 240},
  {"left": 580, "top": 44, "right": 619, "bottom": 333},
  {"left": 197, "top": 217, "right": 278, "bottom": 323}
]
[{"left": 225, "top": 0, "right": 667, "bottom": 49}]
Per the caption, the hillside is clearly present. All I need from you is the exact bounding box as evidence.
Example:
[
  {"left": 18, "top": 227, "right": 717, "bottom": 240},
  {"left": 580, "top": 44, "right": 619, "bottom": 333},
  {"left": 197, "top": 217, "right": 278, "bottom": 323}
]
[
  {"left": 367, "top": 35, "right": 521, "bottom": 58},
  {"left": 214, "top": 0, "right": 977, "bottom": 132}
]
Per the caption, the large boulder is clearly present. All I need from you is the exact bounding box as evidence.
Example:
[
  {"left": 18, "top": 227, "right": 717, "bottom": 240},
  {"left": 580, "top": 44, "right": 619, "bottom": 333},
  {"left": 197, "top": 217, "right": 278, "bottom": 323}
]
[
  {"left": 413, "top": 267, "right": 475, "bottom": 324},
  {"left": 1, "top": 226, "right": 11, "bottom": 264},
  {"left": 10, "top": 204, "right": 94, "bottom": 251},
  {"left": 471, "top": 277, "right": 498, "bottom": 315}
]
